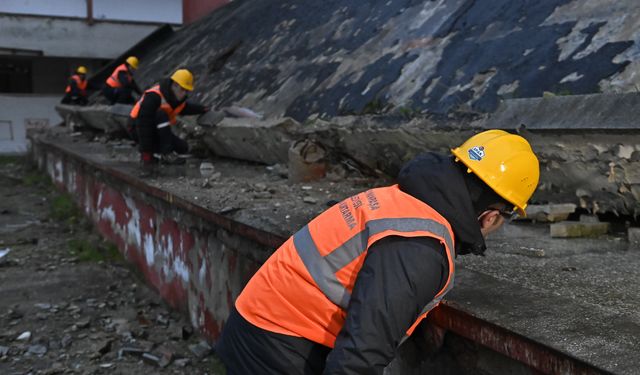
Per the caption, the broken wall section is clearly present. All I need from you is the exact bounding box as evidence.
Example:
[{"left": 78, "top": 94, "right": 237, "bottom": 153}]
[{"left": 56, "top": 92, "right": 640, "bottom": 216}]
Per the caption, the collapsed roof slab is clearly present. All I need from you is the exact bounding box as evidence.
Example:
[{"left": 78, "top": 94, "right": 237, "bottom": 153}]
[{"left": 56, "top": 91, "right": 640, "bottom": 216}]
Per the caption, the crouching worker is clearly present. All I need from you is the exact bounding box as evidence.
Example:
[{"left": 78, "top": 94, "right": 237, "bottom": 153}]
[
  {"left": 129, "top": 69, "right": 209, "bottom": 175},
  {"left": 61, "top": 66, "right": 90, "bottom": 105},
  {"left": 217, "top": 130, "right": 540, "bottom": 374},
  {"left": 102, "top": 56, "right": 142, "bottom": 105}
]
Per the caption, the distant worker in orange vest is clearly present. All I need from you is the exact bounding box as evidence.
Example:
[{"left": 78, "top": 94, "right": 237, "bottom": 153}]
[
  {"left": 217, "top": 130, "right": 540, "bottom": 374},
  {"left": 61, "top": 66, "right": 90, "bottom": 105},
  {"left": 129, "top": 68, "right": 209, "bottom": 174},
  {"left": 102, "top": 56, "right": 142, "bottom": 105}
]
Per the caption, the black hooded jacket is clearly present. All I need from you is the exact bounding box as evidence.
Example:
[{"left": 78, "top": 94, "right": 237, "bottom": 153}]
[
  {"left": 322, "top": 152, "right": 486, "bottom": 374},
  {"left": 116, "top": 67, "right": 142, "bottom": 95},
  {"left": 217, "top": 152, "right": 487, "bottom": 375},
  {"left": 136, "top": 78, "right": 207, "bottom": 127}
]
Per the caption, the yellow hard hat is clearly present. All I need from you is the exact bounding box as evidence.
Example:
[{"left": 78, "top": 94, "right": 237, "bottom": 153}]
[
  {"left": 126, "top": 56, "right": 139, "bottom": 69},
  {"left": 76, "top": 66, "right": 87, "bottom": 74},
  {"left": 451, "top": 130, "right": 539, "bottom": 216},
  {"left": 170, "top": 69, "right": 194, "bottom": 91}
]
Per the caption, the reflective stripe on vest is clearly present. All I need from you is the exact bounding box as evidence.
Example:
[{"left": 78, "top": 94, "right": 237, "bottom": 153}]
[
  {"left": 106, "top": 64, "right": 131, "bottom": 88},
  {"left": 129, "top": 85, "right": 186, "bottom": 125},
  {"left": 293, "top": 217, "right": 455, "bottom": 310},
  {"left": 235, "top": 185, "right": 456, "bottom": 347},
  {"left": 65, "top": 75, "right": 87, "bottom": 94}
]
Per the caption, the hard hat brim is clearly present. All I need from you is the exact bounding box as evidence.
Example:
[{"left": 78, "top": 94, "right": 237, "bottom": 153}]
[{"left": 452, "top": 148, "right": 528, "bottom": 218}]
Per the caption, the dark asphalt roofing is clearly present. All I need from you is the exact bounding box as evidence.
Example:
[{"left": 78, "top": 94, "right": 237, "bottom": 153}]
[{"left": 136, "top": 0, "right": 633, "bottom": 120}]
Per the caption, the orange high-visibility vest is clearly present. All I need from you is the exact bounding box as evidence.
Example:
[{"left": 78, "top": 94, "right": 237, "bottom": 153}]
[
  {"left": 65, "top": 75, "right": 87, "bottom": 95},
  {"left": 236, "top": 184, "right": 456, "bottom": 348},
  {"left": 129, "top": 85, "right": 186, "bottom": 125},
  {"left": 105, "top": 64, "right": 131, "bottom": 88}
]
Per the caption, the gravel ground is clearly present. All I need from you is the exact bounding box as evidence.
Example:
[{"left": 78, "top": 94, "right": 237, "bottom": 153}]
[{"left": 0, "top": 157, "right": 225, "bottom": 375}]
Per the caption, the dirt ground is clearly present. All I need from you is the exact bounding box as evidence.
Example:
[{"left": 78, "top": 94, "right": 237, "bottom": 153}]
[{"left": 0, "top": 156, "right": 225, "bottom": 375}]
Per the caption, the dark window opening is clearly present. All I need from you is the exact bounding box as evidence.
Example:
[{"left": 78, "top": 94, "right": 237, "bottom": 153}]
[{"left": 0, "top": 58, "right": 32, "bottom": 93}]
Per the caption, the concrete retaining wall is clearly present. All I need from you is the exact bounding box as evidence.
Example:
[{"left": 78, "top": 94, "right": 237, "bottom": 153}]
[
  {"left": 29, "top": 134, "right": 611, "bottom": 374},
  {"left": 31, "top": 137, "right": 276, "bottom": 340}
]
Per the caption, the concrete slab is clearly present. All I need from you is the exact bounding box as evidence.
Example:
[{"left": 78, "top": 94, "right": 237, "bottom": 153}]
[
  {"left": 458, "top": 223, "right": 639, "bottom": 374},
  {"left": 491, "top": 93, "right": 640, "bottom": 130},
  {"left": 31, "top": 131, "right": 639, "bottom": 374}
]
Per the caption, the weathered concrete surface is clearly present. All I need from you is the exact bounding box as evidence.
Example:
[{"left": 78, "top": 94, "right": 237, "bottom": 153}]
[
  {"left": 30, "top": 131, "right": 633, "bottom": 374},
  {"left": 128, "top": 0, "right": 639, "bottom": 119},
  {"left": 0, "top": 14, "right": 161, "bottom": 59},
  {"left": 550, "top": 221, "right": 610, "bottom": 238},
  {"left": 627, "top": 228, "right": 640, "bottom": 250},
  {"left": 457, "top": 223, "right": 640, "bottom": 374},
  {"left": 491, "top": 93, "right": 640, "bottom": 130},
  {"left": 202, "top": 116, "right": 302, "bottom": 165},
  {"left": 56, "top": 100, "right": 640, "bottom": 216},
  {"left": 525, "top": 204, "right": 577, "bottom": 222},
  {"left": 55, "top": 104, "right": 131, "bottom": 133}
]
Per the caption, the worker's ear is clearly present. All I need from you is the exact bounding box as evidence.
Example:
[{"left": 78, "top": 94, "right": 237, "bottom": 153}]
[{"left": 478, "top": 209, "right": 504, "bottom": 237}]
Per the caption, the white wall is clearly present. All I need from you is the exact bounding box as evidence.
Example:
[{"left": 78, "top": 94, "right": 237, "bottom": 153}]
[
  {"left": 0, "top": 94, "right": 62, "bottom": 154},
  {"left": 93, "top": 0, "right": 182, "bottom": 24},
  {"left": 0, "top": 0, "right": 85, "bottom": 18},
  {"left": 0, "top": 0, "right": 182, "bottom": 24},
  {"left": 0, "top": 15, "right": 159, "bottom": 59}
]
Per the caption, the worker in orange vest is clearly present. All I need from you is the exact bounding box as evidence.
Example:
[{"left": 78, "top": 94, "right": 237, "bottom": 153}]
[
  {"left": 217, "top": 130, "right": 540, "bottom": 374},
  {"left": 61, "top": 66, "right": 90, "bottom": 105},
  {"left": 102, "top": 56, "right": 142, "bottom": 105},
  {"left": 129, "top": 68, "right": 209, "bottom": 174}
]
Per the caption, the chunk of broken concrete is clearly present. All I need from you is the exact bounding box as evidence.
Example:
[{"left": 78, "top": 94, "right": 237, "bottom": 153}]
[
  {"left": 628, "top": 228, "right": 640, "bottom": 250},
  {"left": 524, "top": 204, "right": 576, "bottom": 222},
  {"left": 197, "top": 110, "right": 225, "bottom": 127},
  {"left": 550, "top": 222, "right": 609, "bottom": 238},
  {"left": 199, "top": 162, "right": 215, "bottom": 178},
  {"left": 579, "top": 215, "right": 600, "bottom": 223},
  {"left": 203, "top": 117, "right": 301, "bottom": 165},
  {"left": 16, "top": 331, "right": 31, "bottom": 341},
  {"left": 188, "top": 340, "right": 212, "bottom": 359},
  {"left": 27, "top": 344, "right": 48, "bottom": 356},
  {"left": 289, "top": 139, "right": 327, "bottom": 183}
]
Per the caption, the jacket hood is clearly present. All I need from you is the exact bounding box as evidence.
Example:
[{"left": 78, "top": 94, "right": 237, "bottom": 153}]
[
  {"left": 397, "top": 152, "right": 486, "bottom": 255},
  {"left": 159, "top": 78, "right": 186, "bottom": 108}
]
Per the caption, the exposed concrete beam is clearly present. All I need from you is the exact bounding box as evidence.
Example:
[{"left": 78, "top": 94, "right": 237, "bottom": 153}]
[{"left": 0, "top": 14, "right": 160, "bottom": 59}]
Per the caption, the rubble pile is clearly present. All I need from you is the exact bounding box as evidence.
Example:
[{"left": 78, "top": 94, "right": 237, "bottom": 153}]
[{"left": 0, "top": 159, "right": 224, "bottom": 374}]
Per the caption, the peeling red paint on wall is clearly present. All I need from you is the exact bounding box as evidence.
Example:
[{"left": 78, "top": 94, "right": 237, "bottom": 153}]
[{"left": 34, "top": 146, "right": 265, "bottom": 342}]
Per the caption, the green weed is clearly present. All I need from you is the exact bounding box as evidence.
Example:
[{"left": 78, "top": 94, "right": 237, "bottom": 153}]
[
  {"left": 68, "top": 238, "right": 123, "bottom": 262},
  {"left": 50, "top": 194, "right": 78, "bottom": 223},
  {"left": 23, "top": 171, "right": 51, "bottom": 187},
  {"left": 0, "top": 155, "right": 21, "bottom": 165}
]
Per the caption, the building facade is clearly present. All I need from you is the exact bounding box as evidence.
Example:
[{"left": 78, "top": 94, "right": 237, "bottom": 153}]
[{"left": 0, "top": 0, "right": 188, "bottom": 153}]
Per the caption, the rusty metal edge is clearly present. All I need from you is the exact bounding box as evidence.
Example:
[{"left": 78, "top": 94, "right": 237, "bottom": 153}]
[
  {"left": 31, "top": 134, "right": 612, "bottom": 375},
  {"left": 429, "top": 303, "right": 613, "bottom": 375}
]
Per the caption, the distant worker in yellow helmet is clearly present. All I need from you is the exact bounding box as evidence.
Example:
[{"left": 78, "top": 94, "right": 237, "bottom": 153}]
[
  {"left": 129, "top": 68, "right": 210, "bottom": 174},
  {"left": 102, "top": 56, "right": 142, "bottom": 105},
  {"left": 217, "top": 130, "right": 540, "bottom": 374},
  {"left": 61, "top": 66, "right": 91, "bottom": 106}
]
